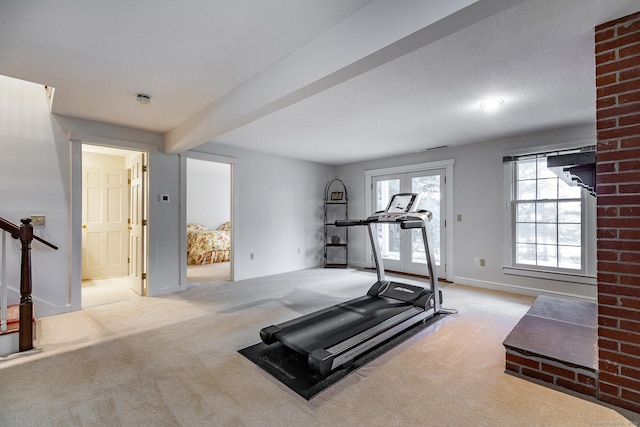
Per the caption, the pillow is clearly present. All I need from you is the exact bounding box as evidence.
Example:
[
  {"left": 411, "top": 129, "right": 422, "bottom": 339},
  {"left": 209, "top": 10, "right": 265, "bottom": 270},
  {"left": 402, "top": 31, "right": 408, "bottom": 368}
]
[
  {"left": 218, "top": 221, "right": 231, "bottom": 231},
  {"left": 187, "top": 223, "right": 209, "bottom": 232}
]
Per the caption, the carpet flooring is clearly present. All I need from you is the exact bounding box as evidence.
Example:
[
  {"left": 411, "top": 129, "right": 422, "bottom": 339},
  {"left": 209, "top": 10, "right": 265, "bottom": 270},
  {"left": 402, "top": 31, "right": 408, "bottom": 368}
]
[
  {"left": 187, "top": 262, "right": 230, "bottom": 284},
  {"left": 82, "top": 276, "right": 141, "bottom": 308},
  {"left": 239, "top": 313, "right": 451, "bottom": 400},
  {"left": 1, "top": 268, "right": 638, "bottom": 426}
]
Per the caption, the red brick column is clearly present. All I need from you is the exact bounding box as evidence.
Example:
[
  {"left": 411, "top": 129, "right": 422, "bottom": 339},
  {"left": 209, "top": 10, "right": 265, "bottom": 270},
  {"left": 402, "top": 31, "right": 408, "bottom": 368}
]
[{"left": 595, "top": 11, "right": 640, "bottom": 412}]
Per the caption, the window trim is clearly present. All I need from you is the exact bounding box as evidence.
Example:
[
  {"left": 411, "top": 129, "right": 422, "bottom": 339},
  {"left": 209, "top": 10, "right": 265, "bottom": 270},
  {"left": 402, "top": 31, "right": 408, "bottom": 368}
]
[
  {"left": 503, "top": 265, "right": 596, "bottom": 285},
  {"left": 503, "top": 145, "right": 597, "bottom": 286}
]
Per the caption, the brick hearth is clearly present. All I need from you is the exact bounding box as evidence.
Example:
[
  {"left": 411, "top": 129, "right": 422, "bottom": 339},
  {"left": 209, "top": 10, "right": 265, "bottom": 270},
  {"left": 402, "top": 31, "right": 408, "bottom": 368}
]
[{"left": 503, "top": 296, "right": 598, "bottom": 396}]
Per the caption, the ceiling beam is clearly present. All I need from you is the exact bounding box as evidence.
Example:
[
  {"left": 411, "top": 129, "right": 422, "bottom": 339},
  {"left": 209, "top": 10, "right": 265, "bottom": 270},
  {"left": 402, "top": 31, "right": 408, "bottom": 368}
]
[{"left": 164, "top": 0, "right": 525, "bottom": 154}]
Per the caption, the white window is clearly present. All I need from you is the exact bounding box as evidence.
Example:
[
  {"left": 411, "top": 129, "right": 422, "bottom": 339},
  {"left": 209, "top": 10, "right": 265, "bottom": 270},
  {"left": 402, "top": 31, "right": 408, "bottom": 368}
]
[{"left": 505, "top": 147, "right": 596, "bottom": 283}]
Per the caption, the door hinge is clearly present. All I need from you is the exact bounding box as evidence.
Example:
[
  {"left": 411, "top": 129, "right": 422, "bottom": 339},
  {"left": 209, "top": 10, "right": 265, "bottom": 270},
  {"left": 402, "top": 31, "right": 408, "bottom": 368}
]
[
  {"left": 127, "top": 258, "right": 130, "bottom": 264},
  {"left": 142, "top": 165, "right": 148, "bottom": 172},
  {"left": 128, "top": 178, "right": 131, "bottom": 184},
  {"left": 142, "top": 273, "right": 147, "bottom": 280},
  {"left": 142, "top": 219, "right": 147, "bottom": 226},
  {"left": 444, "top": 220, "right": 447, "bottom": 228}
]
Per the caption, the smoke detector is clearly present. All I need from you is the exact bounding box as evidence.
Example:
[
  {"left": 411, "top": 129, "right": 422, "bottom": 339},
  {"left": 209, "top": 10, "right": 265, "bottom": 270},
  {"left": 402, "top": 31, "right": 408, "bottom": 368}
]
[{"left": 136, "top": 94, "right": 151, "bottom": 104}]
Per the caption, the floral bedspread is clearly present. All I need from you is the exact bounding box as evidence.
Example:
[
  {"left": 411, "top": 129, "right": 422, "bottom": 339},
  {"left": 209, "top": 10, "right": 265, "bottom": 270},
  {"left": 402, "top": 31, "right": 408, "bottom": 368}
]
[{"left": 187, "top": 222, "right": 231, "bottom": 265}]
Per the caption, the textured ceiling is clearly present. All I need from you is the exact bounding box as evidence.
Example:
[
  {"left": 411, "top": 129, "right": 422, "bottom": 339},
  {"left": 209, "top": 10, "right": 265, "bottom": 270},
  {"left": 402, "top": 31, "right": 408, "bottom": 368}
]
[
  {"left": 0, "top": 0, "right": 371, "bottom": 132},
  {"left": 1, "top": 0, "right": 638, "bottom": 165}
]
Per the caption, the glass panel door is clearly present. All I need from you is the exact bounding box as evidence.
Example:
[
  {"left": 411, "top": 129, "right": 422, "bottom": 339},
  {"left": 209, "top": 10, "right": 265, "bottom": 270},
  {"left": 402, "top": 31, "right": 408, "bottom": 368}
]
[
  {"left": 407, "top": 170, "right": 445, "bottom": 278},
  {"left": 371, "top": 169, "right": 446, "bottom": 279},
  {"left": 373, "top": 175, "right": 402, "bottom": 272}
]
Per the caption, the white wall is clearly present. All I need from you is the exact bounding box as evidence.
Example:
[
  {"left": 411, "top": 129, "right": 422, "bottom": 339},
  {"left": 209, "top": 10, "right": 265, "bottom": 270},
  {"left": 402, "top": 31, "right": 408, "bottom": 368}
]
[
  {"left": 1, "top": 72, "right": 598, "bottom": 319},
  {"left": 336, "top": 124, "right": 598, "bottom": 300},
  {"left": 186, "top": 158, "right": 230, "bottom": 230},
  {"left": 189, "top": 143, "right": 335, "bottom": 281},
  {"left": 147, "top": 151, "right": 182, "bottom": 296},
  {"left": 0, "top": 76, "right": 71, "bottom": 315},
  {"left": 0, "top": 75, "right": 336, "bottom": 316},
  {"left": 0, "top": 75, "right": 186, "bottom": 314}
]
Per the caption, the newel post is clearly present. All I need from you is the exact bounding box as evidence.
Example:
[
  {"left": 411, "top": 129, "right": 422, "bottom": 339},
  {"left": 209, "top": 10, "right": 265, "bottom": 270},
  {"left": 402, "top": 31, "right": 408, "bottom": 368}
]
[{"left": 18, "top": 218, "right": 33, "bottom": 352}]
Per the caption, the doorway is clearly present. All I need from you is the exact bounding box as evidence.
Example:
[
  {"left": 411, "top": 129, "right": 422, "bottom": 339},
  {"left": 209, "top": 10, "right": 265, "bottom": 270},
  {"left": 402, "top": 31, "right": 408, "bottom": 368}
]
[
  {"left": 185, "top": 158, "right": 232, "bottom": 284},
  {"left": 81, "top": 144, "right": 148, "bottom": 307},
  {"left": 365, "top": 160, "right": 454, "bottom": 281}
]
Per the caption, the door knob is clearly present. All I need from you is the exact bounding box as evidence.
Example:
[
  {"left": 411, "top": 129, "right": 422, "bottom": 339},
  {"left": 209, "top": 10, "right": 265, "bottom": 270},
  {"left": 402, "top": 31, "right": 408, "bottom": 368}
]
[{"left": 82, "top": 225, "right": 87, "bottom": 229}]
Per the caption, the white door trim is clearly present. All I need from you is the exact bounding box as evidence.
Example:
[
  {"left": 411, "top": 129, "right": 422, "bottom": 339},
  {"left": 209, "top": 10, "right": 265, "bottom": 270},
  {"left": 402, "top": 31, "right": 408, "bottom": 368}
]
[
  {"left": 70, "top": 139, "right": 150, "bottom": 311},
  {"left": 364, "top": 159, "right": 455, "bottom": 281},
  {"left": 179, "top": 151, "right": 239, "bottom": 289}
]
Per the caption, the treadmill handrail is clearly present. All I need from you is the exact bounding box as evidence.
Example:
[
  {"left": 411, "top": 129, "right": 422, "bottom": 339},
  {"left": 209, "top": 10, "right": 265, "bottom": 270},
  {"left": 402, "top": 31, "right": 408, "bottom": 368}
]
[
  {"left": 400, "top": 220, "right": 423, "bottom": 229},
  {"left": 335, "top": 219, "right": 370, "bottom": 227}
]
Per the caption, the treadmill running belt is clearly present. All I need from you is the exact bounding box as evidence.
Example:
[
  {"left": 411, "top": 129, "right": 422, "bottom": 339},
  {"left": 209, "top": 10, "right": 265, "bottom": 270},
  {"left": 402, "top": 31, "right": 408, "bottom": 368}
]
[{"left": 275, "top": 296, "right": 415, "bottom": 355}]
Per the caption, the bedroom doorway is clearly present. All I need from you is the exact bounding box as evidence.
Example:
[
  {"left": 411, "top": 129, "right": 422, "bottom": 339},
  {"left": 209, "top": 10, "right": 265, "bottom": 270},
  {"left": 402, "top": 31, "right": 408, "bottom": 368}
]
[
  {"left": 186, "top": 158, "right": 232, "bottom": 284},
  {"left": 81, "top": 144, "right": 148, "bottom": 307}
]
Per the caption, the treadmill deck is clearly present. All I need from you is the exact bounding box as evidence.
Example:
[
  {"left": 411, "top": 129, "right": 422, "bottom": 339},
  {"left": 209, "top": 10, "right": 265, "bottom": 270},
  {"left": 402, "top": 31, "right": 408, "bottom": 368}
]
[{"left": 276, "top": 295, "right": 418, "bottom": 355}]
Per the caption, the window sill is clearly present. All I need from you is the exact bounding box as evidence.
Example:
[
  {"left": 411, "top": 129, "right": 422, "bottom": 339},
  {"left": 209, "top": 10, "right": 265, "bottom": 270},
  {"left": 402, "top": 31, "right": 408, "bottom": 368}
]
[{"left": 503, "top": 266, "right": 596, "bottom": 285}]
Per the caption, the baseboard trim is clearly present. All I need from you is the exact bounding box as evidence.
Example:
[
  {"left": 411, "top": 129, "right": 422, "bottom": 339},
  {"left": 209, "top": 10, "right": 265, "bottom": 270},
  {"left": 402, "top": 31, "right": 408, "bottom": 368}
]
[{"left": 452, "top": 275, "right": 597, "bottom": 302}]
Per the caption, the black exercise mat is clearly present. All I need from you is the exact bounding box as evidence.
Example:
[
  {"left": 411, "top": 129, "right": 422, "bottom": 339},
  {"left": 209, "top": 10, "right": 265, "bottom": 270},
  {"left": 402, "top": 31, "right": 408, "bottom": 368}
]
[{"left": 238, "top": 313, "right": 450, "bottom": 400}]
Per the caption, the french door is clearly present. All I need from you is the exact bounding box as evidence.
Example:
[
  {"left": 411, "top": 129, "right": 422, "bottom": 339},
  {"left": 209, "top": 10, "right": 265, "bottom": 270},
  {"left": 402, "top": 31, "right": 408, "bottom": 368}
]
[{"left": 372, "top": 169, "right": 446, "bottom": 279}]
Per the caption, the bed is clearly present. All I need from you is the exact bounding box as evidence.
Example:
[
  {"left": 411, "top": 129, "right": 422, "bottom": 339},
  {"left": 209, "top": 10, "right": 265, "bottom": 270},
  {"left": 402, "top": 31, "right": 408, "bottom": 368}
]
[{"left": 187, "top": 222, "right": 231, "bottom": 265}]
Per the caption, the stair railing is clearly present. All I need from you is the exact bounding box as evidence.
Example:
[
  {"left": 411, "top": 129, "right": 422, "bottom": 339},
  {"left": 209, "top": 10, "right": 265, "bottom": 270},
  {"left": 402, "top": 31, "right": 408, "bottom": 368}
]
[{"left": 0, "top": 217, "right": 58, "bottom": 352}]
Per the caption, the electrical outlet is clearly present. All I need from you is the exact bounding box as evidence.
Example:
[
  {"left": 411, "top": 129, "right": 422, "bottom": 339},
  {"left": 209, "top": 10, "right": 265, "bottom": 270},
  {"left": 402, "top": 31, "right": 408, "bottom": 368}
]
[
  {"left": 473, "top": 258, "right": 479, "bottom": 266},
  {"left": 31, "top": 215, "right": 45, "bottom": 226},
  {"left": 250, "top": 253, "right": 254, "bottom": 260}
]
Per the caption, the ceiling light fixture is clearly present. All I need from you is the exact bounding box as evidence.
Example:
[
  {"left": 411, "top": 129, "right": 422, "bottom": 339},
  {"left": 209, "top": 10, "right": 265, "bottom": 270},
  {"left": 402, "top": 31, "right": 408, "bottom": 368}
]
[
  {"left": 136, "top": 94, "right": 151, "bottom": 104},
  {"left": 479, "top": 98, "right": 504, "bottom": 111}
]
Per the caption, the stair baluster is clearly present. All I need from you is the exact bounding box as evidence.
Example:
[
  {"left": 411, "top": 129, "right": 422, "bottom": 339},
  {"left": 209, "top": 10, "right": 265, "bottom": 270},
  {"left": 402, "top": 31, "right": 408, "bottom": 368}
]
[{"left": 1, "top": 229, "right": 6, "bottom": 333}]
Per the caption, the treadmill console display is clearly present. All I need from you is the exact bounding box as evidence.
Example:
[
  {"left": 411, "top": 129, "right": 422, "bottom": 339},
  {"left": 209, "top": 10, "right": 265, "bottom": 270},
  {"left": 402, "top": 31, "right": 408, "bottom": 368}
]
[{"left": 385, "top": 193, "right": 420, "bottom": 213}]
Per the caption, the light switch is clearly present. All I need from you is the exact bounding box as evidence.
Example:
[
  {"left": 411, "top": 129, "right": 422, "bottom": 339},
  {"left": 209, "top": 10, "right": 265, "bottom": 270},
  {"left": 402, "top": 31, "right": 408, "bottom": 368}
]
[{"left": 31, "top": 214, "right": 45, "bottom": 226}]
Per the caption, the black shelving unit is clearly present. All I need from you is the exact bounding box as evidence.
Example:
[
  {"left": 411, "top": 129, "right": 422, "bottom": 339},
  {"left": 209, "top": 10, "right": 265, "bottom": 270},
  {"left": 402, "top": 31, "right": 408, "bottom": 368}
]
[{"left": 324, "top": 178, "right": 348, "bottom": 268}]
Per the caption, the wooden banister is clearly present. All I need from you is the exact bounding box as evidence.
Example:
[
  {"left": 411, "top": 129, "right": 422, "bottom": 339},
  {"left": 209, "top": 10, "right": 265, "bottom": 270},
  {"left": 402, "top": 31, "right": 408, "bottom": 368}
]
[
  {"left": 0, "top": 217, "right": 19, "bottom": 237},
  {"left": 0, "top": 216, "right": 58, "bottom": 352},
  {"left": 0, "top": 217, "right": 58, "bottom": 249}
]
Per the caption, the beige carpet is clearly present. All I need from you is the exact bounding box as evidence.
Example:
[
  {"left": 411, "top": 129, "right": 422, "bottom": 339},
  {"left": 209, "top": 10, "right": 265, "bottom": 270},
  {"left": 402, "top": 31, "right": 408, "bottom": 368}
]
[
  {"left": 82, "top": 276, "right": 141, "bottom": 308},
  {"left": 1, "top": 268, "right": 638, "bottom": 426},
  {"left": 187, "top": 261, "right": 231, "bottom": 283}
]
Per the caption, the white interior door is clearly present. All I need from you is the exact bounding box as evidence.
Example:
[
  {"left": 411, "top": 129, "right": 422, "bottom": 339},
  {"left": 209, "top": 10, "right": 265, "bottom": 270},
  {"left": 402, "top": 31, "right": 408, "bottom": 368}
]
[
  {"left": 82, "top": 166, "right": 129, "bottom": 280},
  {"left": 371, "top": 169, "right": 446, "bottom": 279},
  {"left": 128, "top": 152, "right": 147, "bottom": 295}
]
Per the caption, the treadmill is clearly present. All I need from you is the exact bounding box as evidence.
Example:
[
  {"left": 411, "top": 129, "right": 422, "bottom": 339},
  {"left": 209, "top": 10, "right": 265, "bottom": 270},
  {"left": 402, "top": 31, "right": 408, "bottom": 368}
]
[{"left": 260, "top": 193, "right": 442, "bottom": 375}]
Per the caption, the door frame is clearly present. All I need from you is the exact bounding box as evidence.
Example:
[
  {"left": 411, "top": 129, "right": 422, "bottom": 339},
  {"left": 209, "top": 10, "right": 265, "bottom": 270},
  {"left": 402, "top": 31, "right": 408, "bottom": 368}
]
[
  {"left": 179, "top": 151, "right": 238, "bottom": 288},
  {"left": 364, "top": 159, "right": 455, "bottom": 281},
  {"left": 70, "top": 137, "right": 155, "bottom": 311}
]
